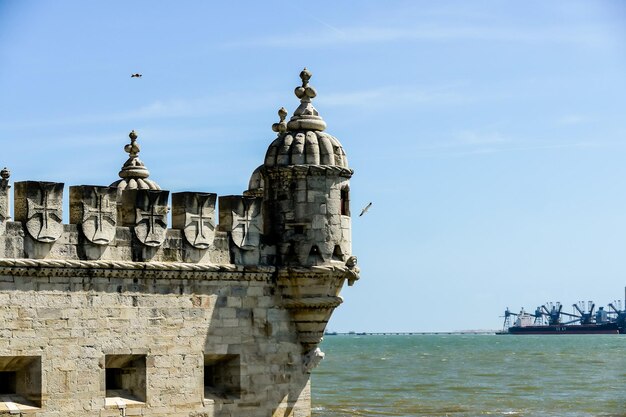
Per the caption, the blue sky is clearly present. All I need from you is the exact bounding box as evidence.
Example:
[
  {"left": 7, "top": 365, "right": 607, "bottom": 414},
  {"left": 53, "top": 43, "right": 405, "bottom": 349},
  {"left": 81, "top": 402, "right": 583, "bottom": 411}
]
[{"left": 1, "top": 1, "right": 626, "bottom": 331}]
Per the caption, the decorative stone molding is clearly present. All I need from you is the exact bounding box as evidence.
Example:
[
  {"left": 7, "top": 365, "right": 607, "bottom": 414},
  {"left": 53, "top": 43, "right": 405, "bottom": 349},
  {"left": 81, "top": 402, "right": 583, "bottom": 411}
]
[
  {"left": 282, "top": 296, "right": 343, "bottom": 310},
  {"left": 263, "top": 165, "right": 353, "bottom": 180},
  {"left": 0, "top": 258, "right": 274, "bottom": 280}
]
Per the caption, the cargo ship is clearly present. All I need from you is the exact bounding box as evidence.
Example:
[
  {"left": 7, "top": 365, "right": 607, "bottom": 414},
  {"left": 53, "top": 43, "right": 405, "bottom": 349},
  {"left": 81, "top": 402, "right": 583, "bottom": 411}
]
[{"left": 499, "top": 289, "right": 626, "bottom": 335}]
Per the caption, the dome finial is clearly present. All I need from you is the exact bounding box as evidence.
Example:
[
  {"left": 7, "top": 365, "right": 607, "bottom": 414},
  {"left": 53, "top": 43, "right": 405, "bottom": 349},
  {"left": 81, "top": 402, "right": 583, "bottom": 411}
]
[
  {"left": 288, "top": 68, "right": 327, "bottom": 131},
  {"left": 124, "top": 130, "right": 140, "bottom": 158},
  {"left": 0, "top": 167, "right": 10, "bottom": 189},
  {"left": 119, "top": 130, "right": 149, "bottom": 180}
]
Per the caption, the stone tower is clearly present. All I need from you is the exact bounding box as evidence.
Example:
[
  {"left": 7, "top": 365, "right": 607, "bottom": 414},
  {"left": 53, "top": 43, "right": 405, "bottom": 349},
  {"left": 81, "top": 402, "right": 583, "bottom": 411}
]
[{"left": 0, "top": 70, "right": 358, "bottom": 417}]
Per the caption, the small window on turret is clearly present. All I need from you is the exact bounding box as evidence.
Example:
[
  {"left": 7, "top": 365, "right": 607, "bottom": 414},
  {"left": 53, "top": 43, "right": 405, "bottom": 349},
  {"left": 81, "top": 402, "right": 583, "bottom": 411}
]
[
  {"left": 308, "top": 245, "right": 324, "bottom": 265},
  {"left": 332, "top": 245, "right": 345, "bottom": 262},
  {"left": 340, "top": 187, "right": 350, "bottom": 216}
]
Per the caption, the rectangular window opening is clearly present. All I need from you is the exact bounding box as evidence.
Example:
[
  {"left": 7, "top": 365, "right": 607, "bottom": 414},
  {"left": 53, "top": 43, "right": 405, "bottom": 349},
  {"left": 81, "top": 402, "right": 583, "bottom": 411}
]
[
  {"left": 104, "top": 355, "right": 146, "bottom": 406},
  {"left": 204, "top": 354, "right": 241, "bottom": 400},
  {"left": 0, "top": 356, "right": 42, "bottom": 410}
]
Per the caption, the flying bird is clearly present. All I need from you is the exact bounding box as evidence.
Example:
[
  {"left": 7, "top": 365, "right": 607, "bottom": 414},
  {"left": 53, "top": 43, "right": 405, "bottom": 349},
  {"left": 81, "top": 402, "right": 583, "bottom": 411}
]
[
  {"left": 359, "top": 202, "right": 372, "bottom": 217},
  {"left": 131, "top": 73, "right": 142, "bottom": 78}
]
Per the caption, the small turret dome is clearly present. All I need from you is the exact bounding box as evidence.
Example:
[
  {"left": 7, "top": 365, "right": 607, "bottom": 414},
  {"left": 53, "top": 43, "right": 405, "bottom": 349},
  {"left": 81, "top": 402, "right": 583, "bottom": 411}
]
[
  {"left": 264, "top": 69, "right": 348, "bottom": 169},
  {"left": 264, "top": 131, "right": 348, "bottom": 168},
  {"left": 243, "top": 165, "right": 264, "bottom": 197}
]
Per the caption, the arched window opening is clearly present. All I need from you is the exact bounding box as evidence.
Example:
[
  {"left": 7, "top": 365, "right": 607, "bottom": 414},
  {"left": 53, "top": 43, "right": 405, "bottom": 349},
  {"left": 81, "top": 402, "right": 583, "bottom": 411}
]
[
  {"left": 307, "top": 245, "right": 324, "bottom": 265},
  {"left": 332, "top": 245, "right": 344, "bottom": 262}
]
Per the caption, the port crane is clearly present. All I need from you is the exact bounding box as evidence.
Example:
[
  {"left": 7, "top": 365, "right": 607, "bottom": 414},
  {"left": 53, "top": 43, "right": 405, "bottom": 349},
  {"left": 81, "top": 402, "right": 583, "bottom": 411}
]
[
  {"left": 570, "top": 301, "right": 595, "bottom": 324},
  {"left": 608, "top": 300, "right": 626, "bottom": 327},
  {"left": 500, "top": 307, "right": 517, "bottom": 329},
  {"left": 501, "top": 306, "right": 544, "bottom": 329}
]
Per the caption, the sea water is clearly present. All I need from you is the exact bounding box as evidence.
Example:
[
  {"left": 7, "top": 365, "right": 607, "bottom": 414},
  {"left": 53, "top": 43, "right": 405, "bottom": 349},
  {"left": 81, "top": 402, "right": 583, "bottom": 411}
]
[{"left": 312, "top": 334, "right": 626, "bottom": 417}]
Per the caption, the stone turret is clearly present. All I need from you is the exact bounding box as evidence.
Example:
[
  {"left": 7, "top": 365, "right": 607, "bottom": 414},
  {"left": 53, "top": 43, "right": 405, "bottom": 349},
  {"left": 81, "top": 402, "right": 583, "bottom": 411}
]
[
  {"left": 256, "top": 69, "right": 358, "bottom": 353},
  {"left": 263, "top": 68, "right": 353, "bottom": 267}
]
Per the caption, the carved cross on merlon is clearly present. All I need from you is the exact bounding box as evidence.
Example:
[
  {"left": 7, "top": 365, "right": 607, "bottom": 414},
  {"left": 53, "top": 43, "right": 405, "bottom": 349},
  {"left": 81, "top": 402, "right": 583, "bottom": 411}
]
[
  {"left": 218, "top": 196, "right": 263, "bottom": 251},
  {"left": 171, "top": 192, "right": 217, "bottom": 250},
  {"left": 134, "top": 190, "right": 169, "bottom": 247},
  {"left": 14, "top": 181, "right": 64, "bottom": 243},
  {"left": 69, "top": 186, "right": 118, "bottom": 245}
]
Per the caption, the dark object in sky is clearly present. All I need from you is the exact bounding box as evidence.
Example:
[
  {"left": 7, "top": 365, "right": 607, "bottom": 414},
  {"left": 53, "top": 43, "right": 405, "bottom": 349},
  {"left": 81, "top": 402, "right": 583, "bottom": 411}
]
[
  {"left": 131, "top": 73, "right": 142, "bottom": 78},
  {"left": 359, "top": 202, "right": 372, "bottom": 217}
]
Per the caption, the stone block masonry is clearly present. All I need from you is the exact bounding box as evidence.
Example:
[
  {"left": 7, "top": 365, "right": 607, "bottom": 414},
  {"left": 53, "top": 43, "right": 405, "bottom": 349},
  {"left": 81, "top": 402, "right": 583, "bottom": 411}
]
[
  {"left": 0, "top": 69, "right": 359, "bottom": 416},
  {"left": 0, "top": 261, "right": 312, "bottom": 416}
]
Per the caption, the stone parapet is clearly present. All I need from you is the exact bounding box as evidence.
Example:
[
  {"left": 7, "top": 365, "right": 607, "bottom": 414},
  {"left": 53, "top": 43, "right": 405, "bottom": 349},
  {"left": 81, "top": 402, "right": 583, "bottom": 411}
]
[{"left": 0, "top": 182, "right": 276, "bottom": 265}]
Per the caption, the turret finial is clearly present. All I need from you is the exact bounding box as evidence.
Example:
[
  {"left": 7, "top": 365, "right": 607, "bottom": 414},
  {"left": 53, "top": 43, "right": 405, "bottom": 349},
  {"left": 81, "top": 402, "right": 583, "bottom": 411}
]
[
  {"left": 0, "top": 167, "right": 10, "bottom": 189},
  {"left": 110, "top": 130, "right": 161, "bottom": 190},
  {"left": 295, "top": 68, "right": 315, "bottom": 99},
  {"left": 124, "top": 130, "right": 140, "bottom": 158},
  {"left": 272, "top": 107, "right": 288, "bottom": 133},
  {"left": 118, "top": 130, "right": 150, "bottom": 180},
  {"left": 287, "top": 68, "right": 326, "bottom": 131}
]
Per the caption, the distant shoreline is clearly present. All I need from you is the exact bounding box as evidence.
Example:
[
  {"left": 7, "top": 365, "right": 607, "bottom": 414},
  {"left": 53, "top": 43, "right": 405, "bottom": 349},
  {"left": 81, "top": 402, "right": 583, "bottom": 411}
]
[{"left": 325, "top": 331, "right": 498, "bottom": 336}]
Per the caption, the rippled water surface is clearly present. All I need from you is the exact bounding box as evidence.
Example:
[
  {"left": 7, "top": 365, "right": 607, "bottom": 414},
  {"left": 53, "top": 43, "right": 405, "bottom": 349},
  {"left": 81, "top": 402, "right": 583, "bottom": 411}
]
[{"left": 312, "top": 334, "right": 626, "bottom": 417}]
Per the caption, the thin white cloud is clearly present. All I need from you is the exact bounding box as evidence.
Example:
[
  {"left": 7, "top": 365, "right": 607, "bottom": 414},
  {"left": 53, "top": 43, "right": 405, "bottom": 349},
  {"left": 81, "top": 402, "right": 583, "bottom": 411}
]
[
  {"left": 319, "top": 85, "right": 474, "bottom": 108},
  {"left": 222, "top": 24, "right": 612, "bottom": 49},
  {"left": 556, "top": 115, "right": 591, "bottom": 126},
  {"left": 0, "top": 83, "right": 485, "bottom": 131},
  {"left": 454, "top": 130, "right": 510, "bottom": 145},
  {"left": 0, "top": 92, "right": 283, "bottom": 131},
  {"left": 412, "top": 139, "right": 608, "bottom": 159}
]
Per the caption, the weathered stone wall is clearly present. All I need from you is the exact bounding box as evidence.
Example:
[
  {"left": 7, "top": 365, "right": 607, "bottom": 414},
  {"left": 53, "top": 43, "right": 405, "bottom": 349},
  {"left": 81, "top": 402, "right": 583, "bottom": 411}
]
[{"left": 0, "top": 261, "right": 312, "bottom": 417}]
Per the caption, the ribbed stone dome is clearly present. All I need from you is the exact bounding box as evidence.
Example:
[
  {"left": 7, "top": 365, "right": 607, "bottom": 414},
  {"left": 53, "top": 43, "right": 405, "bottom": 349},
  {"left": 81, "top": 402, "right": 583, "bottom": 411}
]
[
  {"left": 264, "top": 131, "right": 348, "bottom": 168},
  {"left": 263, "top": 69, "right": 348, "bottom": 169},
  {"left": 111, "top": 177, "right": 161, "bottom": 191}
]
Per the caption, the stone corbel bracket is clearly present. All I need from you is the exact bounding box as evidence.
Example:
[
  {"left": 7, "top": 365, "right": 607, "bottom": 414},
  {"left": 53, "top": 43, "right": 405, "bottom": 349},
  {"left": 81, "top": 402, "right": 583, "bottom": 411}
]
[{"left": 277, "top": 263, "right": 359, "bottom": 352}]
